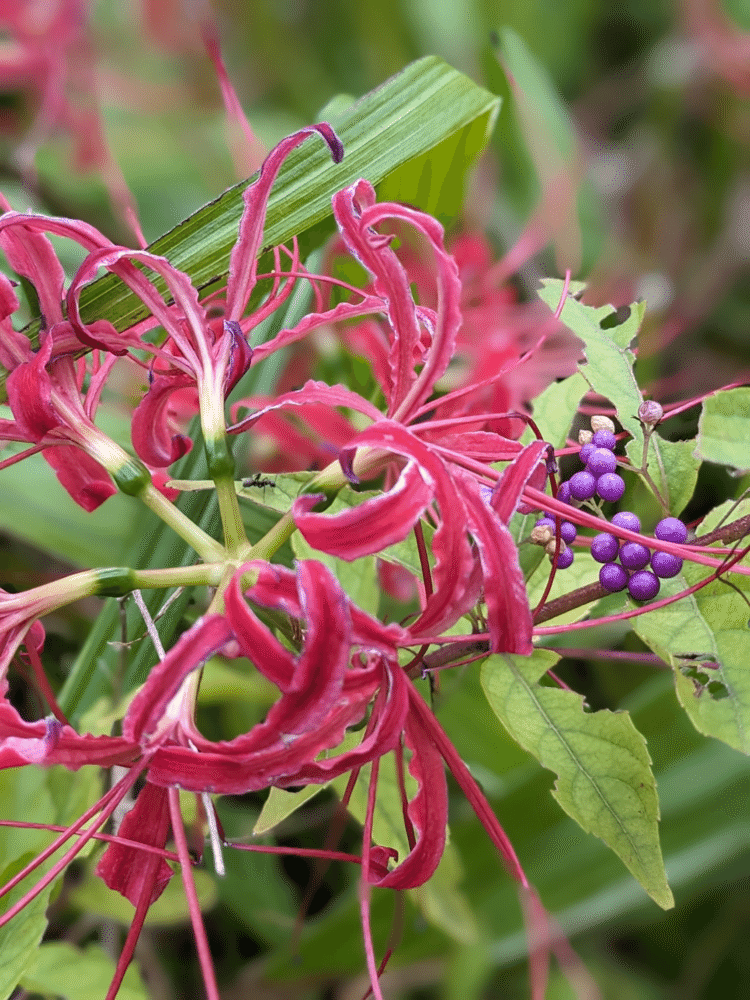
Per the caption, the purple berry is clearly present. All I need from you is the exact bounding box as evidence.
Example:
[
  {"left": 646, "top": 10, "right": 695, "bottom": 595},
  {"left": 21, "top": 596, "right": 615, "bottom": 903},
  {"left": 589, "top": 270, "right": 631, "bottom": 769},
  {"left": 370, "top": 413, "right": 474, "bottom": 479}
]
[
  {"left": 599, "top": 562, "right": 628, "bottom": 592},
  {"left": 619, "top": 542, "right": 651, "bottom": 570},
  {"left": 556, "top": 546, "right": 574, "bottom": 569},
  {"left": 592, "top": 429, "right": 617, "bottom": 450},
  {"left": 569, "top": 470, "right": 597, "bottom": 500},
  {"left": 654, "top": 517, "right": 688, "bottom": 544},
  {"left": 591, "top": 533, "right": 619, "bottom": 563},
  {"left": 596, "top": 473, "right": 626, "bottom": 502},
  {"left": 557, "top": 481, "right": 572, "bottom": 504},
  {"left": 535, "top": 517, "right": 556, "bottom": 530},
  {"left": 612, "top": 511, "right": 641, "bottom": 533},
  {"left": 560, "top": 520, "right": 577, "bottom": 544},
  {"left": 579, "top": 442, "right": 595, "bottom": 465},
  {"left": 586, "top": 447, "right": 618, "bottom": 478},
  {"left": 651, "top": 551, "right": 683, "bottom": 578},
  {"left": 628, "top": 570, "right": 660, "bottom": 601}
]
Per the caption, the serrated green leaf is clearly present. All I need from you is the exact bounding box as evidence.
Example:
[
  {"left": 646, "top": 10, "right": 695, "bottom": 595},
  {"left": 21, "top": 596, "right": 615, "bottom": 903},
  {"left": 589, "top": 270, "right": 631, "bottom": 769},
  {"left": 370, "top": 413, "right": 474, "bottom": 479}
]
[
  {"left": 538, "top": 280, "right": 646, "bottom": 444},
  {"left": 634, "top": 499, "right": 750, "bottom": 753},
  {"left": 1, "top": 57, "right": 499, "bottom": 402},
  {"left": 20, "top": 942, "right": 147, "bottom": 1000},
  {"left": 696, "top": 387, "right": 750, "bottom": 471},
  {"left": 538, "top": 281, "right": 697, "bottom": 513},
  {"left": 481, "top": 649, "right": 673, "bottom": 909}
]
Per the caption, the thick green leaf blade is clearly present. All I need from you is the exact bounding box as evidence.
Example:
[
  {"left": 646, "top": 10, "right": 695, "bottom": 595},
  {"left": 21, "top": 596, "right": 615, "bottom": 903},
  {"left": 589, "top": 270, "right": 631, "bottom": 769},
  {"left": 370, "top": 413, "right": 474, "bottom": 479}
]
[
  {"left": 634, "top": 498, "right": 750, "bottom": 753},
  {"left": 481, "top": 649, "right": 673, "bottom": 909},
  {"left": 1, "top": 57, "right": 499, "bottom": 401},
  {"left": 696, "top": 386, "right": 750, "bottom": 471}
]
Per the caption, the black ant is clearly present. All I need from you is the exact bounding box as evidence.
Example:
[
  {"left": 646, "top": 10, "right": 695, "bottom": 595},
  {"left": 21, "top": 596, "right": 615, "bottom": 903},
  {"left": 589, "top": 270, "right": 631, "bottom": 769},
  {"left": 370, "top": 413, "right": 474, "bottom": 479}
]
[{"left": 242, "top": 473, "right": 276, "bottom": 489}]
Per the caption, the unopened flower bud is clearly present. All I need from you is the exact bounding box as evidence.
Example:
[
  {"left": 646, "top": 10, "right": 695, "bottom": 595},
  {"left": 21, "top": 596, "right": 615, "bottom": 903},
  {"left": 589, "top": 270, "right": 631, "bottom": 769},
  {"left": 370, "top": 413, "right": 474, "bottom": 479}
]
[
  {"left": 578, "top": 429, "right": 593, "bottom": 445},
  {"left": 531, "top": 525, "right": 554, "bottom": 545},
  {"left": 591, "top": 415, "right": 616, "bottom": 434},
  {"left": 638, "top": 400, "right": 663, "bottom": 427}
]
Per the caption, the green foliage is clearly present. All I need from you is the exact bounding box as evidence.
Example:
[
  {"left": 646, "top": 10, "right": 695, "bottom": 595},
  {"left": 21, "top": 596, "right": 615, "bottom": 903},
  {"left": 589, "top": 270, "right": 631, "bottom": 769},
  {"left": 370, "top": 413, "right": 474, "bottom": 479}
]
[
  {"left": 696, "top": 387, "right": 750, "bottom": 471},
  {"left": 481, "top": 650, "right": 673, "bottom": 909},
  {"left": 19, "top": 942, "right": 148, "bottom": 1000},
  {"left": 634, "top": 499, "right": 750, "bottom": 754}
]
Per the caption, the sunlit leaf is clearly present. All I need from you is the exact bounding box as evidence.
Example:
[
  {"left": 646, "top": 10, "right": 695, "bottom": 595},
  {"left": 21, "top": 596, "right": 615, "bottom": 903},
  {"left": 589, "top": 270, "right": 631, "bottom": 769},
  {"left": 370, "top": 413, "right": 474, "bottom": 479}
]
[{"left": 481, "top": 649, "right": 674, "bottom": 909}]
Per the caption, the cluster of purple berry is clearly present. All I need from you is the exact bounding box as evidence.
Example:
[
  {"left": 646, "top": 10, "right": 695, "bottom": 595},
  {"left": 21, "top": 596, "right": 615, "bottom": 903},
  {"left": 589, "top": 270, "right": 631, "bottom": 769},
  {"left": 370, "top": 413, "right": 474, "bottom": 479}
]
[
  {"left": 533, "top": 414, "right": 688, "bottom": 602},
  {"left": 592, "top": 513, "right": 686, "bottom": 600}
]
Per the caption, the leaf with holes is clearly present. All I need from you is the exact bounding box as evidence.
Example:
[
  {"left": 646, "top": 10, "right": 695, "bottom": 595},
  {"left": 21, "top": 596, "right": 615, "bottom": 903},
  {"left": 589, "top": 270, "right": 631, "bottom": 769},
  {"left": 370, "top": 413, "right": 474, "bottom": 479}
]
[{"left": 634, "top": 498, "right": 750, "bottom": 754}]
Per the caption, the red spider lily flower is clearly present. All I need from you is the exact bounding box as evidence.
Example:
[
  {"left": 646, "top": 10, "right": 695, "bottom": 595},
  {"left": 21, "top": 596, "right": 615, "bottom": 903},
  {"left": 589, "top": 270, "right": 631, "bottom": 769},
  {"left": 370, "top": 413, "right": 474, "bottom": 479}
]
[
  {"left": 59, "top": 125, "right": 344, "bottom": 472},
  {"left": 230, "top": 182, "right": 551, "bottom": 650},
  {"left": 0, "top": 204, "right": 178, "bottom": 507}
]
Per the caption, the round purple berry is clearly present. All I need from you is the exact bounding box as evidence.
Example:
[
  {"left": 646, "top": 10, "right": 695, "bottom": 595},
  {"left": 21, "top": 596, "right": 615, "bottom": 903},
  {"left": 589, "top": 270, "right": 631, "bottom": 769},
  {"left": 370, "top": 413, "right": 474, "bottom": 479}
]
[
  {"left": 557, "top": 481, "right": 572, "bottom": 504},
  {"left": 591, "top": 532, "right": 619, "bottom": 563},
  {"left": 535, "top": 517, "right": 556, "bottom": 530},
  {"left": 560, "top": 520, "right": 577, "bottom": 544},
  {"left": 628, "top": 570, "right": 660, "bottom": 601},
  {"left": 654, "top": 517, "right": 688, "bottom": 544},
  {"left": 651, "top": 551, "right": 683, "bottom": 578},
  {"left": 586, "top": 447, "right": 618, "bottom": 478},
  {"left": 599, "top": 563, "right": 628, "bottom": 592},
  {"left": 596, "top": 473, "right": 626, "bottom": 503},
  {"left": 619, "top": 542, "right": 651, "bottom": 570},
  {"left": 592, "top": 429, "right": 617, "bottom": 450},
  {"left": 612, "top": 511, "right": 641, "bottom": 533},
  {"left": 579, "top": 442, "right": 595, "bottom": 465},
  {"left": 556, "top": 546, "right": 574, "bottom": 569},
  {"left": 569, "top": 470, "right": 597, "bottom": 500}
]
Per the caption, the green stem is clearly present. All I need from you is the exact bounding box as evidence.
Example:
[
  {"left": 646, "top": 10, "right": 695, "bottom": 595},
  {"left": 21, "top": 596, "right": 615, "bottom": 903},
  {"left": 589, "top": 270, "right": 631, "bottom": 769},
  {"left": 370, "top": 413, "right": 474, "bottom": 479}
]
[
  {"left": 132, "top": 563, "right": 226, "bottom": 590},
  {"left": 214, "top": 475, "right": 248, "bottom": 556},
  {"left": 139, "top": 482, "right": 226, "bottom": 562}
]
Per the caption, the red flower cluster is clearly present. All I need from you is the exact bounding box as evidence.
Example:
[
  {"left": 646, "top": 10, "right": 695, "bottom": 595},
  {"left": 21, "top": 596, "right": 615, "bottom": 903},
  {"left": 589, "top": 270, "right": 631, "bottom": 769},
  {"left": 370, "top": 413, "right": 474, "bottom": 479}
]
[{"left": 0, "top": 123, "right": 571, "bottom": 999}]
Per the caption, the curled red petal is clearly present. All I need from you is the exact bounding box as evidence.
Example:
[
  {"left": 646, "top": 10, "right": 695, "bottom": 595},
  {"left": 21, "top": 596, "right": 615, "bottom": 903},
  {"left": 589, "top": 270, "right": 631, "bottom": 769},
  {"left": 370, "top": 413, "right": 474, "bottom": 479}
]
[
  {"left": 369, "top": 687, "right": 448, "bottom": 890},
  {"left": 0, "top": 703, "right": 136, "bottom": 770},
  {"left": 455, "top": 467, "right": 533, "bottom": 654},
  {"left": 292, "top": 460, "right": 433, "bottom": 560},
  {"left": 491, "top": 440, "right": 550, "bottom": 523},
  {"left": 226, "top": 124, "right": 343, "bottom": 321}
]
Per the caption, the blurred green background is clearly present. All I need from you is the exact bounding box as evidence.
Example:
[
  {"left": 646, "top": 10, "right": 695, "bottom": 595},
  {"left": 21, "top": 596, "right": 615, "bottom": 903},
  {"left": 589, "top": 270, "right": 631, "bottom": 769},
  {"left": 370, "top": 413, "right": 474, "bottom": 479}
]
[{"left": 2, "top": 1, "right": 750, "bottom": 998}]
